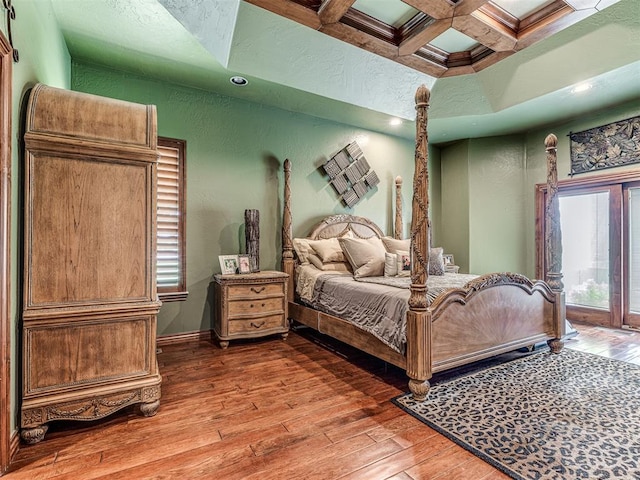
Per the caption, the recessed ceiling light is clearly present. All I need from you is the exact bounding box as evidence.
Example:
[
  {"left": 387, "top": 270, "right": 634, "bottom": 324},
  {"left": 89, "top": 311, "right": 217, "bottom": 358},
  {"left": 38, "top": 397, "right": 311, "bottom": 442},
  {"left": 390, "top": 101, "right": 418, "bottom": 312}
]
[
  {"left": 230, "top": 76, "right": 248, "bottom": 86},
  {"left": 571, "top": 83, "right": 592, "bottom": 94},
  {"left": 389, "top": 118, "right": 402, "bottom": 126}
]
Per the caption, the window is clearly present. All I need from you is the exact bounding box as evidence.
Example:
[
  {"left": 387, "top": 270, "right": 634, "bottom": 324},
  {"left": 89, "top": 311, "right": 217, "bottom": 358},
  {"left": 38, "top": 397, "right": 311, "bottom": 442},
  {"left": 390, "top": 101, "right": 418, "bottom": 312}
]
[{"left": 157, "top": 137, "right": 187, "bottom": 301}]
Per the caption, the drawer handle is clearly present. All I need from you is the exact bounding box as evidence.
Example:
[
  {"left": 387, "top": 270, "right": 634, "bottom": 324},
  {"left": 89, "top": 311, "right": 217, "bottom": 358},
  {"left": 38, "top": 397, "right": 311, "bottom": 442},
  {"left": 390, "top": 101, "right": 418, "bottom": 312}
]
[
  {"left": 251, "top": 286, "right": 266, "bottom": 294},
  {"left": 249, "top": 303, "right": 266, "bottom": 308},
  {"left": 250, "top": 321, "right": 266, "bottom": 329}
]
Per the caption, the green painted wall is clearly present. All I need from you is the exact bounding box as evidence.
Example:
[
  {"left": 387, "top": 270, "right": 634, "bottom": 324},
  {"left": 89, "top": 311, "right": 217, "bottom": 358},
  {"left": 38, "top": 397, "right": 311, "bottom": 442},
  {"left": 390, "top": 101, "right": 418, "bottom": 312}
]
[
  {"left": 3, "top": 0, "right": 71, "bottom": 441},
  {"left": 468, "top": 135, "right": 526, "bottom": 274},
  {"left": 440, "top": 141, "right": 470, "bottom": 272},
  {"left": 71, "top": 61, "right": 417, "bottom": 336}
]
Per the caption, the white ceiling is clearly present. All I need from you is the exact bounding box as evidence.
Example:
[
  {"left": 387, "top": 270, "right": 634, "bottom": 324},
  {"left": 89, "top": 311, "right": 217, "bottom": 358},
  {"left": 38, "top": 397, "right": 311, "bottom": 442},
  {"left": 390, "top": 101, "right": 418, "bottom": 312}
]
[{"left": 51, "top": 0, "right": 640, "bottom": 143}]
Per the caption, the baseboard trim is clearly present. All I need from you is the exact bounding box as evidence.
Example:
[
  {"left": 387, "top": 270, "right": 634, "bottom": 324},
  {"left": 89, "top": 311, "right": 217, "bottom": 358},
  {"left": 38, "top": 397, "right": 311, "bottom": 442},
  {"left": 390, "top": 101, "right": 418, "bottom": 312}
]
[{"left": 156, "top": 330, "right": 212, "bottom": 347}]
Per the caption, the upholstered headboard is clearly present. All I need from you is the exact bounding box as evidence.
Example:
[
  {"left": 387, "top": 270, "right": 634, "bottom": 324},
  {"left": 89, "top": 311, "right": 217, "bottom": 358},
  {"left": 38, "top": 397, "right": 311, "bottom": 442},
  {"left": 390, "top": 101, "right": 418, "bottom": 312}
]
[{"left": 307, "top": 214, "right": 384, "bottom": 240}]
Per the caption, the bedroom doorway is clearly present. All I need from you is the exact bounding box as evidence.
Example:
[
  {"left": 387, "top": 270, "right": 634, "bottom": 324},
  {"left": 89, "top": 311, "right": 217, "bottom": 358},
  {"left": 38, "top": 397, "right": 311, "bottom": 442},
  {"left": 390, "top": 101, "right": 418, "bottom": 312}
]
[{"left": 537, "top": 174, "right": 640, "bottom": 330}]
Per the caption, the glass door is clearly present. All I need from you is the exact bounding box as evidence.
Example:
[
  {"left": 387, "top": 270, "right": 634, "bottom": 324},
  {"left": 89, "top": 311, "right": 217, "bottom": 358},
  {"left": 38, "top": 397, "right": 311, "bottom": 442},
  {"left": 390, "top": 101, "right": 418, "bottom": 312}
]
[
  {"left": 559, "top": 188, "right": 618, "bottom": 326},
  {"left": 625, "top": 185, "right": 640, "bottom": 328}
]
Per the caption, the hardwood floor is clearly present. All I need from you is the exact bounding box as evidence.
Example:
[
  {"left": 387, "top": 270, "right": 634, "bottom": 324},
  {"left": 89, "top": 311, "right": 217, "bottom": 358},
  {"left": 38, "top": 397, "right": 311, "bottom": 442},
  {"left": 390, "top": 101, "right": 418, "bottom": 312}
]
[{"left": 5, "top": 321, "right": 639, "bottom": 479}]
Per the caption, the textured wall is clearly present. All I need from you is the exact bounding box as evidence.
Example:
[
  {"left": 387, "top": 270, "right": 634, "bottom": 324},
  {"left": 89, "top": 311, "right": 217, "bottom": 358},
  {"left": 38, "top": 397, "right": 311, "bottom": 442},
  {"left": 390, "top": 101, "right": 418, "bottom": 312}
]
[
  {"left": 468, "top": 136, "right": 526, "bottom": 275},
  {"left": 71, "top": 61, "right": 418, "bottom": 336},
  {"left": 440, "top": 141, "right": 470, "bottom": 272}
]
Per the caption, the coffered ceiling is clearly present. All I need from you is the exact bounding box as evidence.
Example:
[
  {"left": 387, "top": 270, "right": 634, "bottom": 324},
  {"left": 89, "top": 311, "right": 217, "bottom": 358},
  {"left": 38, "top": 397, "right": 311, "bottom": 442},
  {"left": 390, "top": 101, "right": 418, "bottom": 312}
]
[
  {"left": 51, "top": 0, "right": 640, "bottom": 143},
  {"left": 246, "top": 0, "right": 612, "bottom": 77}
]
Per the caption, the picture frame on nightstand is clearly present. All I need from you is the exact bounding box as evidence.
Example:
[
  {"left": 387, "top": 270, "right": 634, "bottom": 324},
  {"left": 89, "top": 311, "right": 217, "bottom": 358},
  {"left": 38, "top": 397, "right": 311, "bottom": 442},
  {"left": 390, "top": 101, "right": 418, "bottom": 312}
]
[
  {"left": 237, "top": 255, "right": 251, "bottom": 274},
  {"left": 219, "top": 255, "right": 239, "bottom": 274}
]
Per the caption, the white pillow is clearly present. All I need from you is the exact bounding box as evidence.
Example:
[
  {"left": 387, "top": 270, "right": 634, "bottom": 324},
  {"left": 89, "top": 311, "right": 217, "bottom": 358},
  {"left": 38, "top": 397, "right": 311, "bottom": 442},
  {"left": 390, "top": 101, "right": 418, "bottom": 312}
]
[
  {"left": 308, "top": 238, "right": 345, "bottom": 263},
  {"left": 382, "top": 236, "right": 410, "bottom": 254},
  {"left": 384, "top": 252, "right": 398, "bottom": 277},
  {"left": 292, "top": 238, "right": 313, "bottom": 263},
  {"left": 338, "top": 237, "right": 386, "bottom": 278}
]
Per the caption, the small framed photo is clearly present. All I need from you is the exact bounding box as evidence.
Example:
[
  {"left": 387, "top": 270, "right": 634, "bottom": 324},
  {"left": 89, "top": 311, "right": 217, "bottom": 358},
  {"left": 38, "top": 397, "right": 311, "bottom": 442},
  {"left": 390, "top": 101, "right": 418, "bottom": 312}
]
[
  {"left": 219, "top": 254, "right": 239, "bottom": 274},
  {"left": 238, "top": 255, "right": 251, "bottom": 274},
  {"left": 400, "top": 253, "right": 411, "bottom": 272},
  {"left": 443, "top": 254, "right": 454, "bottom": 266}
]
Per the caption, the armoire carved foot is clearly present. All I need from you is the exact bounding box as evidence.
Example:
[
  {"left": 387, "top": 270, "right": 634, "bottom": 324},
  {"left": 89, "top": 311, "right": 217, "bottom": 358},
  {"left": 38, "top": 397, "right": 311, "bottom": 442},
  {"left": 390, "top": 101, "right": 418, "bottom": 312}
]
[
  {"left": 21, "top": 424, "right": 48, "bottom": 444},
  {"left": 280, "top": 332, "right": 289, "bottom": 341},
  {"left": 547, "top": 338, "right": 565, "bottom": 353},
  {"left": 139, "top": 400, "right": 160, "bottom": 417}
]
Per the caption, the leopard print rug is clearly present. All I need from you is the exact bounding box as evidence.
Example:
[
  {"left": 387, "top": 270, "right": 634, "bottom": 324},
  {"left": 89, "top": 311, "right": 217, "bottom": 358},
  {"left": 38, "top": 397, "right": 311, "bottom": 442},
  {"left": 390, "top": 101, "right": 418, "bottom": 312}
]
[{"left": 393, "top": 349, "right": 640, "bottom": 480}]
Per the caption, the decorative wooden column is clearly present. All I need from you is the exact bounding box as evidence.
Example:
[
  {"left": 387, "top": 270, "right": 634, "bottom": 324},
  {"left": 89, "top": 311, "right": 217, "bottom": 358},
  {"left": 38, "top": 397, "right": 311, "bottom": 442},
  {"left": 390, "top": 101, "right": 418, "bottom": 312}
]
[
  {"left": 544, "top": 133, "right": 566, "bottom": 352},
  {"left": 281, "top": 159, "right": 295, "bottom": 303},
  {"left": 406, "top": 85, "right": 432, "bottom": 401},
  {"left": 245, "top": 209, "right": 260, "bottom": 272},
  {"left": 394, "top": 176, "right": 403, "bottom": 239}
]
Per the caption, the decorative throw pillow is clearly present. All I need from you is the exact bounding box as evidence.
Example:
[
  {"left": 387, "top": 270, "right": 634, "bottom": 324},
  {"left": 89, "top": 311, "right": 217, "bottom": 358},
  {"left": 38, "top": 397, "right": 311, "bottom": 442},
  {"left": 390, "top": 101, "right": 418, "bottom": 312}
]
[
  {"left": 429, "top": 247, "right": 445, "bottom": 276},
  {"left": 307, "top": 254, "right": 352, "bottom": 272},
  {"left": 396, "top": 250, "right": 411, "bottom": 277},
  {"left": 384, "top": 252, "right": 398, "bottom": 277},
  {"left": 292, "top": 238, "right": 313, "bottom": 263},
  {"left": 308, "top": 237, "right": 345, "bottom": 263},
  {"left": 338, "top": 237, "right": 386, "bottom": 278},
  {"left": 382, "top": 236, "right": 410, "bottom": 254}
]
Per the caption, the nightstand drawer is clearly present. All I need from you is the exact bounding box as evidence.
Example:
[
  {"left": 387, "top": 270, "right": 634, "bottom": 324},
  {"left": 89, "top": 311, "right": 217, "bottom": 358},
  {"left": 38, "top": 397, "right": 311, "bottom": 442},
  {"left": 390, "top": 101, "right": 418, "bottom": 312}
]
[
  {"left": 228, "top": 296, "right": 284, "bottom": 317},
  {"left": 228, "top": 315, "right": 286, "bottom": 335},
  {"left": 228, "top": 283, "right": 284, "bottom": 299}
]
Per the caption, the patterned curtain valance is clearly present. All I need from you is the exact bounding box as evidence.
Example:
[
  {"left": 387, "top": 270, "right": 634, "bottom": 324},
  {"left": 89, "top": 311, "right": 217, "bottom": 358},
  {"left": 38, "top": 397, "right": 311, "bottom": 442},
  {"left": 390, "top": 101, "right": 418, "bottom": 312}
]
[{"left": 570, "top": 115, "right": 640, "bottom": 175}]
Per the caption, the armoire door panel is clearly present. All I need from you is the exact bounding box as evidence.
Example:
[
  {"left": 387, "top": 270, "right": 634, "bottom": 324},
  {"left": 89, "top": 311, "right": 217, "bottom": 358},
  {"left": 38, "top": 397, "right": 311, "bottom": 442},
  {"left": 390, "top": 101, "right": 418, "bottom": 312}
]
[
  {"left": 24, "top": 316, "right": 153, "bottom": 394},
  {"left": 27, "top": 154, "right": 150, "bottom": 306}
]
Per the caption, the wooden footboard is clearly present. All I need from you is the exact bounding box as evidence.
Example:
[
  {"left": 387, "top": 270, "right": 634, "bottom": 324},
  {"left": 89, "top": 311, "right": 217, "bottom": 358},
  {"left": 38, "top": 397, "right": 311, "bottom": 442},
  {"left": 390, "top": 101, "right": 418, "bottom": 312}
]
[{"left": 425, "top": 274, "right": 565, "bottom": 372}]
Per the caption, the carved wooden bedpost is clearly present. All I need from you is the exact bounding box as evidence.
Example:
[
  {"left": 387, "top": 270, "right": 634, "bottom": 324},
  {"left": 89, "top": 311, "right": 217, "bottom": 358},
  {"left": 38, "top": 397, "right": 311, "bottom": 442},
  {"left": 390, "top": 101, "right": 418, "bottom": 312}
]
[
  {"left": 394, "top": 176, "right": 403, "bottom": 239},
  {"left": 282, "top": 159, "right": 295, "bottom": 303},
  {"left": 406, "top": 85, "right": 432, "bottom": 401},
  {"left": 544, "top": 134, "right": 566, "bottom": 352}
]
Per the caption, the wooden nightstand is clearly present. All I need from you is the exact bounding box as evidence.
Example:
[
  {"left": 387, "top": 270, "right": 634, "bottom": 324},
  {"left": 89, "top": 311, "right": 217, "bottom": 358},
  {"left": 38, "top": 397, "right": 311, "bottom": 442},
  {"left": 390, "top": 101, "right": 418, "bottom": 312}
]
[{"left": 212, "top": 270, "right": 289, "bottom": 348}]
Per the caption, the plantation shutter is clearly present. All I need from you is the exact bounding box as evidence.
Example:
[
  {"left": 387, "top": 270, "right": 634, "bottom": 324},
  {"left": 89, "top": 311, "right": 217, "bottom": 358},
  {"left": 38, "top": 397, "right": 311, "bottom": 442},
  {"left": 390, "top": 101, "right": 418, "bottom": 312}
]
[{"left": 157, "top": 139, "right": 187, "bottom": 300}]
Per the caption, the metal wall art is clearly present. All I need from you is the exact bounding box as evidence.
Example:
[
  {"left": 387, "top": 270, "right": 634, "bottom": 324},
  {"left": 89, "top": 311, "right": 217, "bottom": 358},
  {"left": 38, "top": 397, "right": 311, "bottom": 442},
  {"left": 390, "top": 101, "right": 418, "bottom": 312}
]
[
  {"left": 570, "top": 115, "right": 640, "bottom": 175},
  {"left": 322, "top": 141, "right": 379, "bottom": 207}
]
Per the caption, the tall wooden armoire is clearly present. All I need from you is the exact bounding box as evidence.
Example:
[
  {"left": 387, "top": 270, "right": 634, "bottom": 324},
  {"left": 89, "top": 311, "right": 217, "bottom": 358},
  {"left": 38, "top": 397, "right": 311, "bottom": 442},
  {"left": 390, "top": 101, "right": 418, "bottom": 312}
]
[{"left": 20, "top": 84, "right": 162, "bottom": 443}]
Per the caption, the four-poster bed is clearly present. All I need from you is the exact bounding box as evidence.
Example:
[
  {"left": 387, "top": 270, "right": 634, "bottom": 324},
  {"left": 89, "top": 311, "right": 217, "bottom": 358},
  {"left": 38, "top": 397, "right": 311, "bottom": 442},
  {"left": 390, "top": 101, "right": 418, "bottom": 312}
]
[{"left": 281, "top": 85, "right": 566, "bottom": 400}]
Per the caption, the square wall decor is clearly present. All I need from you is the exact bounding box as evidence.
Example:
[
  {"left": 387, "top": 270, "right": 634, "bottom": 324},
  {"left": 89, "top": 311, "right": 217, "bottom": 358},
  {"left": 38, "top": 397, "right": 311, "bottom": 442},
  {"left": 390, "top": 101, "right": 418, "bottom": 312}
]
[{"left": 322, "top": 141, "right": 379, "bottom": 207}]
